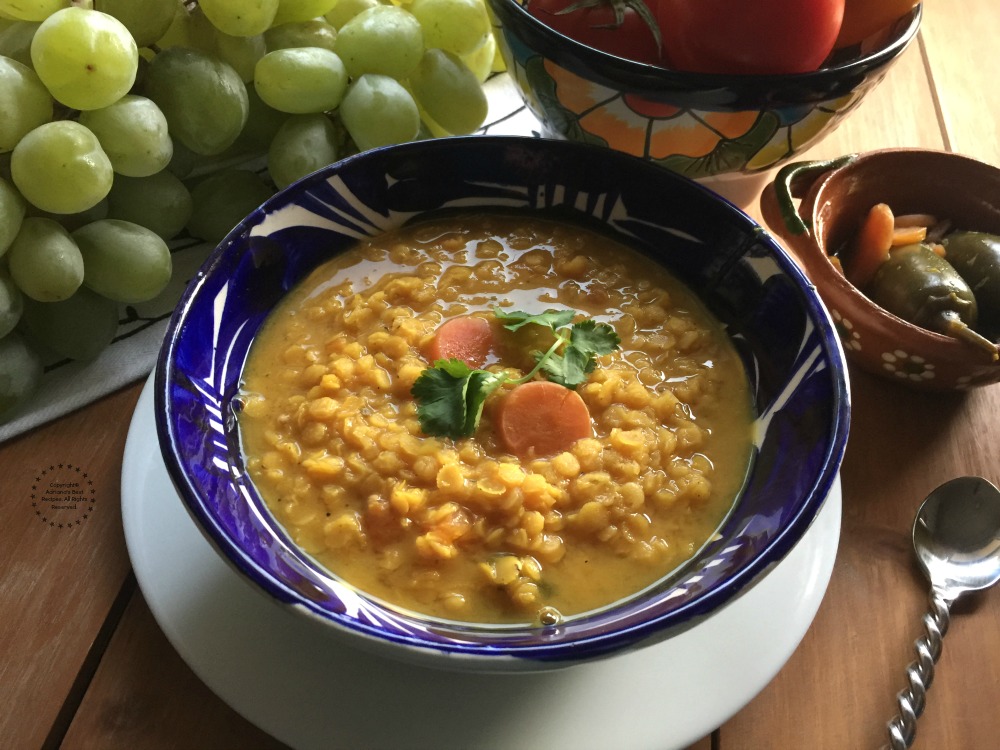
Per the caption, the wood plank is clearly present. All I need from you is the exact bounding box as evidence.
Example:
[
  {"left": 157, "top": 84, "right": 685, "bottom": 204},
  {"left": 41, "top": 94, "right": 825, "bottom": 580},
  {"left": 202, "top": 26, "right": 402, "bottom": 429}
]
[
  {"left": 920, "top": 0, "right": 1000, "bottom": 165},
  {"left": 723, "top": 14, "right": 1000, "bottom": 747},
  {"left": 802, "top": 33, "right": 946, "bottom": 162},
  {"left": 0, "top": 384, "right": 141, "bottom": 749},
  {"left": 720, "top": 370, "right": 1000, "bottom": 749},
  {"left": 64, "top": 588, "right": 714, "bottom": 749},
  {"left": 61, "top": 591, "right": 289, "bottom": 750},
  {"left": 20, "top": 9, "right": 1000, "bottom": 748}
]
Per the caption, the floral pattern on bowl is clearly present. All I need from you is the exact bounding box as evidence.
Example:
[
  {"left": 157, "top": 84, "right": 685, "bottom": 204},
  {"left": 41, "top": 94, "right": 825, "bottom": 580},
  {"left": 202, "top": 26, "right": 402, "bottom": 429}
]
[{"left": 487, "top": 0, "right": 921, "bottom": 179}]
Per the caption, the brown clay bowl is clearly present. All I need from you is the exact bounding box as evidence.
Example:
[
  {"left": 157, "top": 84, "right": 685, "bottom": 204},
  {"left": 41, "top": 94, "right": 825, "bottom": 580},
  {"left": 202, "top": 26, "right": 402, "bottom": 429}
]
[{"left": 760, "top": 148, "right": 1000, "bottom": 390}]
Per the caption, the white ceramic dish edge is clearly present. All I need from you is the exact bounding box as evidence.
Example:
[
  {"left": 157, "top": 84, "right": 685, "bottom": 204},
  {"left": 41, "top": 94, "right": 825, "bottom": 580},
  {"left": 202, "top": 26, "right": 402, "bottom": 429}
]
[{"left": 123, "top": 372, "right": 841, "bottom": 750}]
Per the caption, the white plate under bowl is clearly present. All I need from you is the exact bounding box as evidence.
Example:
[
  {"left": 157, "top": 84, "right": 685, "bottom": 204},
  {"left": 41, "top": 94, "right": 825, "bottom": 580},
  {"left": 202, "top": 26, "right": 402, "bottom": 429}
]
[{"left": 122, "top": 373, "right": 841, "bottom": 750}]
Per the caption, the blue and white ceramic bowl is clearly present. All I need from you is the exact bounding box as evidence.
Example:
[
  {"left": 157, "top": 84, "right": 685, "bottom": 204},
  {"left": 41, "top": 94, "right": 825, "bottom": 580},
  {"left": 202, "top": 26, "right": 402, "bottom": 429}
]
[{"left": 156, "top": 136, "right": 850, "bottom": 672}]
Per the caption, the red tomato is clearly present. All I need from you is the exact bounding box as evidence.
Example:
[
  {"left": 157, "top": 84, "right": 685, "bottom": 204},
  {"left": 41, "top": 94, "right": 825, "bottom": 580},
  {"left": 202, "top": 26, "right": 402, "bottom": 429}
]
[
  {"left": 526, "top": 0, "right": 663, "bottom": 65},
  {"left": 835, "top": 0, "right": 919, "bottom": 48},
  {"left": 655, "top": 0, "right": 846, "bottom": 75}
]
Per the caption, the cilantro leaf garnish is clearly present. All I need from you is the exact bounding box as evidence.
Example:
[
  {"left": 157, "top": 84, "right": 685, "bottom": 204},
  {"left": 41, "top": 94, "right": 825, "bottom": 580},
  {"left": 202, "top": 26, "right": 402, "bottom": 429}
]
[
  {"left": 411, "top": 307, "right": 621, "bottom": 439},
  {"left": 411, "top": 359, "right": 506, "bottom": 439},
  {"left": 538, "top": 343, "right": 593, "bottom": 387},
  {"left": 494, "top": 307, "right": 576, "bottom": 332},
  {"left": 540, "top": 318, "right": 620, "bottom": 388},
  {"left": 570, "top": 319, "right": 621, "bottom": 357}
]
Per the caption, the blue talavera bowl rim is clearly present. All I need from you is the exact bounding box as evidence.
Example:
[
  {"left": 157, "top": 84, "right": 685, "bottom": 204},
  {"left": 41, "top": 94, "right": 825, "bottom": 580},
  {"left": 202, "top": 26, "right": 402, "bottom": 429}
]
[
  {"left": 488, "top": 0, "right": 922, "bottom": 100},
  {"left": 155, "top": 135, "right": 850, "bottom": 666}
]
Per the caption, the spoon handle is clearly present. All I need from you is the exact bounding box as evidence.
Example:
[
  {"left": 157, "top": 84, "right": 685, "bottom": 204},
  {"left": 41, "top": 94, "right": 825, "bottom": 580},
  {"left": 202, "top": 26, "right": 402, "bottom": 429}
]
[{"left": 882, "top": 590, "right": 952, "bottom": 750}]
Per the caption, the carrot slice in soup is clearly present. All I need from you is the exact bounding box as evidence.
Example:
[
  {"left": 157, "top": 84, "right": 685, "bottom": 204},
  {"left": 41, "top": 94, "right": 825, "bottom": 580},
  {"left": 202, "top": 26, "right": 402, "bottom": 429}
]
[
  {"left": 496, "top": 380, "right": 592, "bottom": 458},
  {"left": 426, "top": 315, "right": 494, "bottom": 368}
]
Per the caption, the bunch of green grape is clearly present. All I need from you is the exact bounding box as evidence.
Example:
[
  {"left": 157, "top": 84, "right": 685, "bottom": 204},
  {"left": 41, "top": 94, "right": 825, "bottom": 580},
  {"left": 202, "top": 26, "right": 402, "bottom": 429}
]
[{"left": 0, "top": 0, "right": 500, "bottom": 422}]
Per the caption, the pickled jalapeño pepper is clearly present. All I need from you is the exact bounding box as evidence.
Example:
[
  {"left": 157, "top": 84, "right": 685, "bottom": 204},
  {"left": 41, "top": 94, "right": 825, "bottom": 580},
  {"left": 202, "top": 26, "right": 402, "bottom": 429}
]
[
  {"left": 941, "top": 231, "right": 1000, "bottom": 339},
  {"left": 866, "top": 242, "right": 999, "bottom": 359}
]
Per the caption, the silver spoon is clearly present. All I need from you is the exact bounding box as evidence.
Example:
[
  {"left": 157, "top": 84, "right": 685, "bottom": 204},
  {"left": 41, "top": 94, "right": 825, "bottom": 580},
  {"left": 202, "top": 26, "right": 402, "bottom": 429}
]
[{"left": 883, "top": 476, "right": 1000, "bottom": 750}]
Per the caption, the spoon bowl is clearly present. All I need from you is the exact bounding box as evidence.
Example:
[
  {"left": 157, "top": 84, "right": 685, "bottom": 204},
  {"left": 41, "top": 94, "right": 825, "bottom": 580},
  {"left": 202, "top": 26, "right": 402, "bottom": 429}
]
[
  {"left": 884, "top": 476, "right": 1000, "bottom": 749},
  {"left": 914, "top": 476, "right": 1000, "bottom": 600}
]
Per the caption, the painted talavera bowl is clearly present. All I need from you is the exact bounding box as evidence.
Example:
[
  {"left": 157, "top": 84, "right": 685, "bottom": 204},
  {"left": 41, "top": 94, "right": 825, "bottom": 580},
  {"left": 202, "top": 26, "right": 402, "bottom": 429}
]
[
  {"left": 760, "top": 148, "right": 1000, "bottom": 390},
  {"left": 156, "top": 136, "right": 849, "bottom": 672},
  {"left": 486, "top": 0, "right": 920, "bottom": 181}
]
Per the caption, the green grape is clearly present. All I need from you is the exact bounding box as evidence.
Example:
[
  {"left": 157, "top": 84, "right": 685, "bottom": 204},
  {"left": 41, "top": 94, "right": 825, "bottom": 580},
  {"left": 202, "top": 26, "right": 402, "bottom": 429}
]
[
  {"left": 253, "top": 47, "right": 348, "bottom": 114},
  {"left": 460, "top": 28, "right": 496, "bottom": 83},
  {"left": 0, "top": 56, "right": 53, "bottom": 152},
  {"left": 268, "top": 113, "right": 338, "bottom": 190},
  {"left": 11, "top": 121, "right": 113, "bottom": 214},
  {"left": 72, "top": 219, "right": 172, "bottom": 303},
  {"left": 0, "top": 268, "right": 23, "bottom": 338},
  {"left": 19, "top": 286, "right": 118, "bottom": 361},
  {"left": 0, "top": 20, "right": 39, "bottom": 66},
  {"left": 30, "top": 7, "right": 139, "bottom": 110},
  {"left": 78, "top": 95, "right": 173, "bottom": 177},
  {"left": 0, "top": 175, "right": 26, "bottom": 256},
  {"left": 214, "top": 30, "right": 266, "bottom": 83},
  {"left": 143, "top": 46, "right": 249, "bottom": 156},
  {"left": 229, "top": 83, "right": 291, "bottom": 154},
  {"left": 94, "top": 0, "right": 175, "bottom": 47},
  {"left": 0, "top": 332, "right": 42, "bottom": 423},
  {"left": 132, "top": 51, "right": 150, "bottom": 89},
  {"left": 187, "top": 169, "right": 274, "bottom": 243},
  {"left": 410, "top": 49, "right": 488, "bottom": 135},
  {"left": 156, "top": 3, "right": 216, "bottom": 52},
  {"left": 7, "top": 216, "right": 84, "bottom": 302},
  {"left": 163, "top": 135, "right": 245, "bottom": 176},
  {"left": 339, "top": 73, "right": 419, "bottom": 152},
  {"left": 105, "top": 171, "right": 192, "bottom": 240},
  {"left": 0, "top": 0, "right": 67, "bottom": 22},
  {"left": 323, "top": 0, "right": 377, "bottom": 30},
  {"left": 272, "top": 0, "right": 338, "bottom": 25},
  {"left": 198, "top": 0, "right": 277, "bottom": 37},
  {"left": 408, "top": 0, "right": 490, "bottom": 57},
  {"left": 264, "top": 18, "right": 337, "bottom": 52},
  {"left": 27, "top": 196, "right": 109, "bottom": 232},
  {"left": 166, "top": 138, "right": 198, "bottom": 178},
  {"left": 335, "top": 5, "right": 423, "bottom": 79}
]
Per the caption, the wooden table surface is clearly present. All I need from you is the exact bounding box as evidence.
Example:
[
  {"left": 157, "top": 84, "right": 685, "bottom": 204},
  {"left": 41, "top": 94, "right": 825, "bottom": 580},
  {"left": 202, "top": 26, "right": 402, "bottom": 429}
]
[{"left": 4, "top": 4, "right": 1000, "bottom": 749}]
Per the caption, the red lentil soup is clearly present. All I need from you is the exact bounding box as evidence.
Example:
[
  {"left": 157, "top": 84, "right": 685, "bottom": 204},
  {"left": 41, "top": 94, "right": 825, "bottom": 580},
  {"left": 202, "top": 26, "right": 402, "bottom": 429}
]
[{"left": 238, "top": 212, "right": 754, "bottom": 625}]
